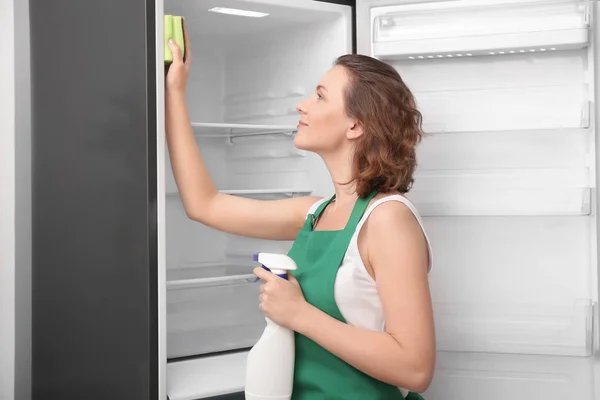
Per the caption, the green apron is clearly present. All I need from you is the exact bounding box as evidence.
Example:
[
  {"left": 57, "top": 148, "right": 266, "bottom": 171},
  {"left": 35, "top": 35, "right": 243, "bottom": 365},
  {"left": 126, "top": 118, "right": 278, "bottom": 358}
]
[{"left": 287, "top": 191, "right": 425, "bottom": 400}]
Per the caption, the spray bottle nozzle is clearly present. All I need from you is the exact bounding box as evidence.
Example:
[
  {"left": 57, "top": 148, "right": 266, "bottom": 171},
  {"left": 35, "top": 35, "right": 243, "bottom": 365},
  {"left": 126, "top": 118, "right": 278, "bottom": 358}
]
[{"left": 252, "top": 252, "right": 298, "bottom": 282}]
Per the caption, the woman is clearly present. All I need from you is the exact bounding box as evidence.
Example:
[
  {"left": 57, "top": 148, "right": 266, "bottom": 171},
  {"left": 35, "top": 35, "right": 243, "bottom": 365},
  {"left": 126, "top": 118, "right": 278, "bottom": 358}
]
[{"left": 165, "top": 23, "right": 435, "bottom": 400}]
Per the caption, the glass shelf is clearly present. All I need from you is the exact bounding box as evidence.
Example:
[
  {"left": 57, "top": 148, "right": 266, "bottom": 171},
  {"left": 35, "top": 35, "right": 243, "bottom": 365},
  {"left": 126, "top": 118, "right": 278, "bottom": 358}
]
[
  {"left": 166, "top": 188, "right": 312, "bottom": 198},
  {"left": 372, "top": 0, "right": 590, "bottom": 60},
  {"left": 191, "top": 122, "right": 296, "bottom": 138},
  {"left": 167, "top": 263, "right": 256, "bottom": 289},
  {"left": 220, "top": 189, "right": 312, "bottom": 198},
  {"left": 167, "top": 273, "right": 255, "bottom": 290}
]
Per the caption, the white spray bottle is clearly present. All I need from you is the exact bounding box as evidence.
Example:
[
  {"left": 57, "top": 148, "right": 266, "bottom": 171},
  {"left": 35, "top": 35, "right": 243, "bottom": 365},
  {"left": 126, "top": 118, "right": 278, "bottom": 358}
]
[{"left": 245, "top": 252, "right": 297, "bottom": 400}]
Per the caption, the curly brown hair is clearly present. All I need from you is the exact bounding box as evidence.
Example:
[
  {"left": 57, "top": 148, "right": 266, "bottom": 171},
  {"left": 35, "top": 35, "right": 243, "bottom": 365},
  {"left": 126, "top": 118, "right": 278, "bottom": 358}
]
[{"left": 335, "top": 54, "right": 424, "bottom": 197}]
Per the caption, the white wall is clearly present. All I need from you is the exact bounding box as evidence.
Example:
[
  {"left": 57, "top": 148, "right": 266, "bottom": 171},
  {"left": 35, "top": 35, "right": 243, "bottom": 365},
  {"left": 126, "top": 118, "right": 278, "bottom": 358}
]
[{"left": 1, "top": 0, "right": 31, "bottom": 398}]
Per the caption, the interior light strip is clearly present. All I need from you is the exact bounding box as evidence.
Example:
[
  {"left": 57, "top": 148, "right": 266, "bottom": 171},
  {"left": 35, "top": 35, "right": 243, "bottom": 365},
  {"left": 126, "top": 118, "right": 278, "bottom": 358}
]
[
  {"left": 208, "top": 7, "right": 269, "bottom": 18},
  {"left": 408, "top": 47, "right": 557, "bottom": 60}
]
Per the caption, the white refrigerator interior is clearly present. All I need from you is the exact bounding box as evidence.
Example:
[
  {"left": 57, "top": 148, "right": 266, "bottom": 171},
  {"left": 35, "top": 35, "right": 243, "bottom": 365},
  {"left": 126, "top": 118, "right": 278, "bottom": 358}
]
[
  {"left": 163, "top": 1, "right": 600, "bottom": 399},
  {"left": 164, "top": 1, "right": 350, "bottom": 398}
]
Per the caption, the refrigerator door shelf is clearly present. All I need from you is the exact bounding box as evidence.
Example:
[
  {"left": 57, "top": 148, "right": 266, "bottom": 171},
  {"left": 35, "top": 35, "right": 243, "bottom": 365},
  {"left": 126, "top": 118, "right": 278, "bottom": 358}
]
[
  {"left": 406, "top": 187, "right": 592, "bottom": 216},
  {"left": 424, "top": 351, "right": 595, "bottom": 400},
  {"left": 373, "top": 30, "right": 589, "bottom": 61},
  {"left": 423, "top": 126, "right": 592, "bottom": 136},
  {"left": 418, "top": 97, "right": 590, "bottom": 135},
  {"left": 413, "top": 169, "right": 591, "bottom": 192},
  {"left": 372, "top": 0, "right": 590, "bottom": 60},
  {"left": 434, "top": 299, "right": 595, "bottom": 357}
]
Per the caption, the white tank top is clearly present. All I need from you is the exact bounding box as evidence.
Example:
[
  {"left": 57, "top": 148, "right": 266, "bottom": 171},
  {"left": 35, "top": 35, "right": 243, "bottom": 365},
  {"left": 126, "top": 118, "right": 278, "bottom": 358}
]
[{"left": 306, "top": 194, "right": 433, "bottom": 396}]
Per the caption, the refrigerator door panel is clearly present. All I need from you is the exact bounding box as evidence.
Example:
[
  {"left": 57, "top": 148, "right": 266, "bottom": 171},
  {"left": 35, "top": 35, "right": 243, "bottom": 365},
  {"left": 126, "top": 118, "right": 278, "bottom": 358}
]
[
  {"left": 355, "top": 0, "right": 600, "bottom": 398},
  {"left": 29, "top": 0, "right": 161, "bottom": 398}
]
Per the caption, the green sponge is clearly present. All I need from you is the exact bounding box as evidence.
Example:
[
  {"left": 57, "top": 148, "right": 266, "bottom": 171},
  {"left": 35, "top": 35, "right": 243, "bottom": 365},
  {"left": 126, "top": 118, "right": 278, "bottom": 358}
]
[{"left": 164, "top": 15, "right": 185, "bottom": 64}]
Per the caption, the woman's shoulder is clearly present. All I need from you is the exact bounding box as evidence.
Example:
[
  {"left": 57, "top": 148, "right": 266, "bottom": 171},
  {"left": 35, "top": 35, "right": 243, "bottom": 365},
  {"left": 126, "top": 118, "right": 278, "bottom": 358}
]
[
  {"left": 365, "top": 193, "right": 420, "bottom": 228},
  {"left": 359, "top": 191, "right": 432, "bottom": 273},
  {"left": 366, "top": 191, "right": 417, "bottom": 215}
]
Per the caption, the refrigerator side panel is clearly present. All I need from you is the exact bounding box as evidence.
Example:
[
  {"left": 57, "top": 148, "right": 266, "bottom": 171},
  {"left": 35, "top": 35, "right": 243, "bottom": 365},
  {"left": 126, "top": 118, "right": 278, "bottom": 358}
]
[
  {"left": 593, "top": 3, "right": 600, "bottom": 398},
  {"left": 29, "top": 0, "right": 159, "bottom": 399},
  {"left": 15, "top": 0, "right": 32, "bottom": 399},
  {"left": 0, "top": 0, "right": 16, "bottom": 397},
  {"left": 155, "top": 0, "right": 167, "bottom": 397},
  {"left": 0, "top": 1, "right": 30, "bottom": 399},
  {"left": 315, "top": 0, "right": 356, "bottom": 52}
]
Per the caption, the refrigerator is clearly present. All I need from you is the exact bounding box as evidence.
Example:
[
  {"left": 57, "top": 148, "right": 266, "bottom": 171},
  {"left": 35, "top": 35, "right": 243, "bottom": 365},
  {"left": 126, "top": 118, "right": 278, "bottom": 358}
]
[{"left": 21, "top": 0, "right": 600, "bottom": 399}]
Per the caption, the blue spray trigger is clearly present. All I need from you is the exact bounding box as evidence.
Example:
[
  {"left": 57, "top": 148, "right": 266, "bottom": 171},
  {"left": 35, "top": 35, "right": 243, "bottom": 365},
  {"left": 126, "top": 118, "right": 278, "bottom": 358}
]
[{"left": 253, "top": 265, "right": 272, "bottom": 282}]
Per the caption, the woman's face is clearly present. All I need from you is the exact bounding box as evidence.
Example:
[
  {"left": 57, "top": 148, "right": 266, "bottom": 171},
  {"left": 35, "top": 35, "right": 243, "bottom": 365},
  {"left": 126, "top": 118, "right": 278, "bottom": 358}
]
[{"left": 294, "top": 65, "right": 361, "bottom": 154}]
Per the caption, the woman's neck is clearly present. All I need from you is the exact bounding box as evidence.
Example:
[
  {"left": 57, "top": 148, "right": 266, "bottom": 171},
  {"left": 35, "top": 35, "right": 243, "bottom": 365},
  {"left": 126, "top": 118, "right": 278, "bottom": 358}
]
[{"left": 322, "top": 151, "right": 358, "bottom": 210}]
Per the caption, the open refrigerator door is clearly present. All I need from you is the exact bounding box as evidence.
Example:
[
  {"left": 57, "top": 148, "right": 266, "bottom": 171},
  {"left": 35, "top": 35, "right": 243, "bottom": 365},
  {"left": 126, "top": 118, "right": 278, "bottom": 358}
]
[{"left": 357, "top": 0, "right": 598, "bottom": 398}]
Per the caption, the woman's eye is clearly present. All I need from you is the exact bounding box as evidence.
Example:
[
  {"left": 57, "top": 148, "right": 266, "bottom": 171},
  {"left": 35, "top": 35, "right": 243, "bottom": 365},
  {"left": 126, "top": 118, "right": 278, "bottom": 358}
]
[{"left": 316, "top": 92, "right": 323, "bottom": 100}]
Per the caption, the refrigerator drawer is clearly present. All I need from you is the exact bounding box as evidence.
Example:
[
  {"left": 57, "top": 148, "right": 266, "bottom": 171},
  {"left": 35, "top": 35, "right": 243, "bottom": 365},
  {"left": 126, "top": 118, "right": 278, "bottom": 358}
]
[{"left": 167, "top": 266, "right": 265, "bottom": 359}]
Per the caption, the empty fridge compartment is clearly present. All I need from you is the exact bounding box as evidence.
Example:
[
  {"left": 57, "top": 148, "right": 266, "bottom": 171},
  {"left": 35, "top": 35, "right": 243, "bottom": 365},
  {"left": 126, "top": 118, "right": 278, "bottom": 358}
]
[
  {"left": 167, "top": 263, "right": 264, "bottom": 359},
  {"left": 434, "top": 299, "right": 595, "bottom": 357},
  {"left": 371, "top": 0, "right": 590, "bottom": 60},
  {"left": 162, "top": 0, "right": 347, "bottom": 365}
]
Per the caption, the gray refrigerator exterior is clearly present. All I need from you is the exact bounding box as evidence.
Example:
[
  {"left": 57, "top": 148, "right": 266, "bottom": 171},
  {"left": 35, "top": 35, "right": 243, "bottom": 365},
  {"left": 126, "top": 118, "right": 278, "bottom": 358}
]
[{"left": 29, "top": 0, "right": 159, "bottom": 399}]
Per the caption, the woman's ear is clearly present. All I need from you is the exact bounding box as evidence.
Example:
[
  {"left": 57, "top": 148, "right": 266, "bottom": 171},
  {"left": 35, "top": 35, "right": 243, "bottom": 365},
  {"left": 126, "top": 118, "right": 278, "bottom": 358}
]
[{"left": 347, "top": 120, "right": 364, "bottom": 140}]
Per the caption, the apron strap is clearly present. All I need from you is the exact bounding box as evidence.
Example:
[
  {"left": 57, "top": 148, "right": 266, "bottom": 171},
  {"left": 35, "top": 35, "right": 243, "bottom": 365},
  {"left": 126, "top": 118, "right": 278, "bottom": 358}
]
[
  {"left": 344, "top": 190, "right": 378, "bottom": 231},
  {"left": 310, "top": 190, "right": 378, "bottom": 232},
  {"left": 312, "top": 194, "right": 335, "bottom": 220}
]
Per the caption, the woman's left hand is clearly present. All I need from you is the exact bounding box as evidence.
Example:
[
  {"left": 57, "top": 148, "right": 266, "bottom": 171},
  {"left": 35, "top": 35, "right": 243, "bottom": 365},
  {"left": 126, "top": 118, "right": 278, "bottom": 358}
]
[{"left": 253, "top": 267, "right": 309, "bottom": 330}]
